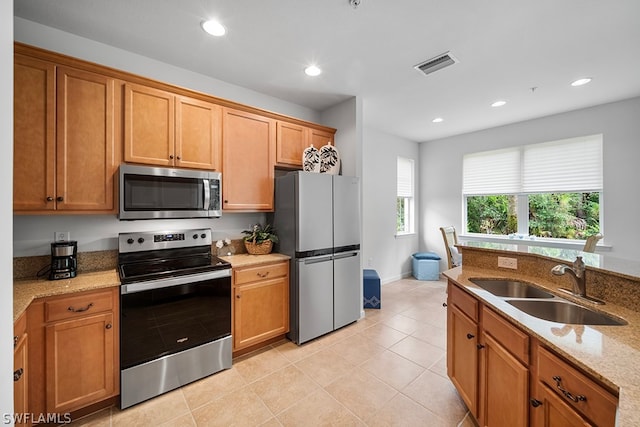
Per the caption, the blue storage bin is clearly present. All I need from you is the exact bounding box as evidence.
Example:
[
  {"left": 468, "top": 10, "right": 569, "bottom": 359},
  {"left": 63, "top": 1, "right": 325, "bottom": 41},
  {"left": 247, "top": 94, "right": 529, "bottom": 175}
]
[
  {"left": 412, "top": 252, "right": 441, "bottom": 280},
  {"left": 363, "top": 269, "right": 381, "bottom": 309}
]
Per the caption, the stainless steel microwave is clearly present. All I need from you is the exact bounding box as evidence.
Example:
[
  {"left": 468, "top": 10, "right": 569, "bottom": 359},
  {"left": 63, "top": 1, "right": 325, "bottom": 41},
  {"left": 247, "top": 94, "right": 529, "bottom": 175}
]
[{"left": 119, "top": 164, "right": 222, "bottom": 220}]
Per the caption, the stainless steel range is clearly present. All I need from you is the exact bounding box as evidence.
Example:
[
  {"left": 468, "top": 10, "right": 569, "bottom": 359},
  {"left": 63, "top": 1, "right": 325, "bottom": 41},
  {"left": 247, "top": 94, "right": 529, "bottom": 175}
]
[{"left": 118, "top": 228, "right": 232, "bottom": 409}]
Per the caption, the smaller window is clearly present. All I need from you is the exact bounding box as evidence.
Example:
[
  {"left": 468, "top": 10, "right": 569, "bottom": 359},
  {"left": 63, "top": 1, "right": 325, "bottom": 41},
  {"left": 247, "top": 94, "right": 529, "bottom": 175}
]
[{"left": 397, "top": 157, "right": 415, "bottom": 235}]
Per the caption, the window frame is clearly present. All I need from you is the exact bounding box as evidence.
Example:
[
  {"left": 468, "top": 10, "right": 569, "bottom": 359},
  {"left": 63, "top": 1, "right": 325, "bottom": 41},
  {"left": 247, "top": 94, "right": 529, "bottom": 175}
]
[{"left": 396, "top": 157, "right": 415, "bottom": 236}]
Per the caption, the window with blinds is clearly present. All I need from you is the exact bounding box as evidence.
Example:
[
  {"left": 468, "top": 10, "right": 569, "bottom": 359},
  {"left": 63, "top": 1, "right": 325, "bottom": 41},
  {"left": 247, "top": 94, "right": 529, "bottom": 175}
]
[
  {"left": 397, "top": 157, "right": 415, "bottom": 234},
  {"left": 463, "top": 135, "right": 603, "bottom": 240}
]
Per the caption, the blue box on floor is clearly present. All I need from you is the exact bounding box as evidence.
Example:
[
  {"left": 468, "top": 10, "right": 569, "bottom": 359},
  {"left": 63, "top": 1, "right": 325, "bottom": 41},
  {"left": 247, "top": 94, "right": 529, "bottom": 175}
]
[
  {"left": 412, "top": 252, "right": 441, "bottom": 280},
  {"left": 363, "top": 269, "right": 381, "bottom": 309}
]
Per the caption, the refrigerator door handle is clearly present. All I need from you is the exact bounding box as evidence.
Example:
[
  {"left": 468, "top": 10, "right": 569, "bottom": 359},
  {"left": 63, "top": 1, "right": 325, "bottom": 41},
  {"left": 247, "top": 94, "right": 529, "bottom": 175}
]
[
  {"left": 303, "top": 255, "right": 333, "bottom": 265},
  {"left": 332, "top": 252, "right": 359, "bottom": 260}
]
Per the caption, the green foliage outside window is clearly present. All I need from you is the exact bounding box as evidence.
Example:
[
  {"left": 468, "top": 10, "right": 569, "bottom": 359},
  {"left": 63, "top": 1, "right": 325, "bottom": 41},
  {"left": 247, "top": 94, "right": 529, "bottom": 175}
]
[
  {"left": 467, "top": 195, "right": 517, "bottom": 235},
  {"left": 397, "top": 197, "right": 405, "bottom": 232}
]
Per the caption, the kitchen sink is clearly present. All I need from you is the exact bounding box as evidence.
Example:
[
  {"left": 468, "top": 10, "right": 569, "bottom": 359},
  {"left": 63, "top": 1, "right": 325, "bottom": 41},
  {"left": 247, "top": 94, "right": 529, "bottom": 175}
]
[
  {"left": 507, "top": 300, "right": 627, "bottom": 326},
  {"left": 469, "top": 278, "right": 555, "bottom": 299}
]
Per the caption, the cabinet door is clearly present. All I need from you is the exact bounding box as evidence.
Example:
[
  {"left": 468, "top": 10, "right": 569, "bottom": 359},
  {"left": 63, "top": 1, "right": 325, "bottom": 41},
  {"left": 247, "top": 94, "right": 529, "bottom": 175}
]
[
  {"left": 45, "top": 312, "right": 115, "bottom": 413},
  {"left": 175, "top": 96, "right": 222, "bottom": 171},
  {"left": 447, "top": 303, "right": 479, "bottom": 416},
  {"left": 276, "top": 121, "right": 306, "bottom": 167},
  {"left": 14, "top": 55, "right": 56, "bottom": 211},
  {"left": 309, "top": 127, "right": 334, "bottom": 148},
  {"left": 479, "top": 333, "right": 529, "bottom": 426},
  {"left": 124, "top": 83, "right": 175, "bottom": 166},
  {"left": 222, "top": 108, "right": 275, "bottom": 211},
  {"left": 531, "top": 383, "right": 591, "bottom": 427},
  {"left": 14, "top": 333, "right": 29, "bottom": 427},
  {"left": 56, "top": 66, "right": 118, "bottom": 211},
  {"left": 233, "top": 276, "right": 289, "bottom": 350}
]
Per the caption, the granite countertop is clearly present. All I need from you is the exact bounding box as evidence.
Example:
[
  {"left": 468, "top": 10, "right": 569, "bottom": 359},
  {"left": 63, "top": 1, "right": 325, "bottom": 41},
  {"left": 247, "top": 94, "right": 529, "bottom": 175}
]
[
  {"left": 13, "top": 269, "right": 120, "bottom": 322},
  {"left": 444, "top": 265, "right": 640, "bottom": 427},
  {"left": 219, "top": 252, "right": 290, "bottom": 268}
]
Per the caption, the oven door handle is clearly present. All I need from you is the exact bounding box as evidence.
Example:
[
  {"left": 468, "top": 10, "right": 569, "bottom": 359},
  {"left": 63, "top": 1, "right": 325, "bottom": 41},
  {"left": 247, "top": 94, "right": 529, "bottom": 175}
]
[{"left": 121, "top": 269, "right": 231, "bottom": 294}]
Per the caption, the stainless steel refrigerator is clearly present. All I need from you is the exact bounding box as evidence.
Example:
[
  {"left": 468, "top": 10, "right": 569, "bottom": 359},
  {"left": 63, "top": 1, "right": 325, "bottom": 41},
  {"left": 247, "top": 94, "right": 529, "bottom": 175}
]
[{"left": 273, "top": 171, "right": 361, "bottom": 345}]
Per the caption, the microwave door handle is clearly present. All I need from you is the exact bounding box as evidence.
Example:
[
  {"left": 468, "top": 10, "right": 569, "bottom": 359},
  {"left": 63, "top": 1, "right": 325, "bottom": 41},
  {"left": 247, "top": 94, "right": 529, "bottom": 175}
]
[{"left": 203, "top": 179, "right": 211, "bottom": 210}]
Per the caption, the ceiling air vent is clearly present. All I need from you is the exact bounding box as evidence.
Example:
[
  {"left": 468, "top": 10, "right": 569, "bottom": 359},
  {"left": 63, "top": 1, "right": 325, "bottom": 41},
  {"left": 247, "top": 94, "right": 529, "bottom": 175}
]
[{"left": 414, "top": 51, "right": 458, "bottom": 76}]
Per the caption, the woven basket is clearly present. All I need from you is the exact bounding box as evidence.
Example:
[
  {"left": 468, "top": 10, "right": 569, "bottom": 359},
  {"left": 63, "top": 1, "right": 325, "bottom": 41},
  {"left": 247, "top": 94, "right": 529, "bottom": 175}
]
[{"left": 244, "top": 240, "right": 273, "bottom": 255}]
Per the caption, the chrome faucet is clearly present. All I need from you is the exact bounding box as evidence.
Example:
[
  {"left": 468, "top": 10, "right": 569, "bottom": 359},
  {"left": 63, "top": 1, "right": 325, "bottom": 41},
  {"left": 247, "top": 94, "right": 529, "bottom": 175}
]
[{"left": 551, "top": 256, "right": 604, "bottom": 305}]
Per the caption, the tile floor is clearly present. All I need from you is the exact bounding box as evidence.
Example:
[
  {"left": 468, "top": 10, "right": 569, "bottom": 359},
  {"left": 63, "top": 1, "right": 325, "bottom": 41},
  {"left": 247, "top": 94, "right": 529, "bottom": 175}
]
[{"left": 70, "top": 277, "right": 476, "bottom": 426}]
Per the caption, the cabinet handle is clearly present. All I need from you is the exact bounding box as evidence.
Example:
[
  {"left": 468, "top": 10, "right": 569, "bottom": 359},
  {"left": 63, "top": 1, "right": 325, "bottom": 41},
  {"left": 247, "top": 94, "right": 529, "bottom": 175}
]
[
  {"left": 46, "top": 196, "right": 54, "bottom": 202},
  {"left": 224, "top": 200, "right": 229, "bottom": 204},
  {"left": 68, "top": 302, "right": 94, "bottom": 313},
  {"left": 176, "top": 156, "right": 181, "bottom": 160},
  {"left": 466, "top": 333, "right": 475, "bottom": 339},
  {"left": 56, "top": 196, "right": 64, "bottom": 202},
  {"left": 257, "top": 272, "right": 270, "bottom": 278},
  {"left": 530, "top": 398, "right": 542, "bottom": 408},
  {"left": 169, "top": 154, "right": 174, "bottom": 159},
  {"left": 442, "top": 302, "right": 447, "bottom": 307},
  {"left": 105, "top": 323, "right": 112, "bottom": 329},
  {"left": 14, "top": 336, "right": 18, "bottom": 348},
  {"left": 14, "top": 368, "right": 24, "bottom": 382},
  {"left": 236, "top": 295, "right": 241, "bottom": 299},
  {"left": 553, "top": 376, "right": 587, "bottom": 403},
  {"left": 477, "top": 344, "right": 485, "bottom": 350}
]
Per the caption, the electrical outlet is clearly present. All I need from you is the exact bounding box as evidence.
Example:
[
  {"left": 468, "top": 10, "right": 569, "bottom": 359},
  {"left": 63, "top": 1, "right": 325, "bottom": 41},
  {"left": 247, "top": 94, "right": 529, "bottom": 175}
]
[
  {"left": 54, "top": 231, "right": 70, "bottom": 242},
  {"left": 498, "top": 256, "right": 518, "bottom": 269}
]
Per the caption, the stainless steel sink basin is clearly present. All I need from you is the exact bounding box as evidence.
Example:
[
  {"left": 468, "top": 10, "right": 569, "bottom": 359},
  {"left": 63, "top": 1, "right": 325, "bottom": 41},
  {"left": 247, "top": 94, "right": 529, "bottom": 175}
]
[
  {"left": 469, "top": 278, "right": 555, "bottom": 299},
  {"left": 507, "top": 300, "right": 627, "bottom": 326}
]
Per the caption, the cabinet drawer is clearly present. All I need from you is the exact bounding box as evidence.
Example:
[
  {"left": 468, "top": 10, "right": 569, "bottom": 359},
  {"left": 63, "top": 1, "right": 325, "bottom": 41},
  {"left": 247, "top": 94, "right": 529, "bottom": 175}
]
[
  {"left": 234, "top": 261, "right": 288, "bottom": 286},
  {"left": 449, "top": 283, "right": 478, "bottom": 322},
  {"left": 537, "top": 346, "right": 617, "bottom": 427},
  {"left": 45, "top": 289, "right": 114, "bottom": 323},
  {"left": 482, "top": 306, "right": 529, "bottom": 364}
]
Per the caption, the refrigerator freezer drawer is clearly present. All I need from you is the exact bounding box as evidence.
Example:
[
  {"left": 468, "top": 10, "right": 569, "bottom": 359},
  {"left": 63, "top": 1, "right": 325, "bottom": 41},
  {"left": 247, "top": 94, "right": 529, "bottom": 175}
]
[
  {"left": 334, "top": 251, "right": 361, "bottom": 330},
  {"left": 295, "top": 257, "right": 334, "bottom": 344}
]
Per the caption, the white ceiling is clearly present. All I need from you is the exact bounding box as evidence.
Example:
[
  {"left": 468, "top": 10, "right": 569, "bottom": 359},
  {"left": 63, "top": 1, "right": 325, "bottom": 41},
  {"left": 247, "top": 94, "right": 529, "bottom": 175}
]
[{"left": 14, "top": 0, "right": 640, "bottom": 142}]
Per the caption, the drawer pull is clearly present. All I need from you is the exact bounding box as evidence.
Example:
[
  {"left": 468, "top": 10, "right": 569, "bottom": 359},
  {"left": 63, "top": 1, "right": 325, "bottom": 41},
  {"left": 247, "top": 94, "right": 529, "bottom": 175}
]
[
  {"left": 466, "top": 333, "right": 475, "bottom": 339},
  {"left": 68, "top": 302, "right": 94, "bottom": 313},
  {"left": 553, "top": 376, "right": 587, "bottom": 403},
  {"left": 105, "top": 323, "right": 112, "bottom": 330},
  {"left": 14, "top": 368, "right": 24, "bottom": 382},
  {"left": 477, "top": 344, "right": 485, "bottom": 350},
  {"left": 530, "top": 398, "right": 542, "bottom": 408},
  {"left": 257, "top": 272, "right": 270, "bottom": 278},
  {"left": 14, "top": 336, "right": 18, "bottom": 348}
]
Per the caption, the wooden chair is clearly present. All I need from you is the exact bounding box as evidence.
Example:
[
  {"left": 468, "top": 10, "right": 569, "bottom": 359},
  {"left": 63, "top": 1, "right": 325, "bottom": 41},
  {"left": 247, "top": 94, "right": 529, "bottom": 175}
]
[
  {"left": 440, "top": 226, "right": 461, "bottom": 269},
  {"left": 583, "top": 233, "right": 603, "bottom": 253}
]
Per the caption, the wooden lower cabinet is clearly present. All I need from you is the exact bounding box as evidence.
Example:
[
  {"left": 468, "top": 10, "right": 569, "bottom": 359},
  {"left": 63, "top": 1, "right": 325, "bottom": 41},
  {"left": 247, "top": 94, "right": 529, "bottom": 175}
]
[
  {"left": 26, "top": 288, "right": 119, "bottom": 417},
  {"left": 446, "top": 280, "right": 618, "bottom": 427},
  {"left": 232, "top": 261, "right": 289, "bottom": 353},
  {"left": 14, "top": 312, "right": 29, "bottom": 427}
]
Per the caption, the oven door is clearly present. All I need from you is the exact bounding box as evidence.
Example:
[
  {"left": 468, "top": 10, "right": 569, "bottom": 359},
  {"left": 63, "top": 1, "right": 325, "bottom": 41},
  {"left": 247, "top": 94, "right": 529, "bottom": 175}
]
[
  {"left": 120, "top": 269, "right": 231, "bottom": 370},
  {"left": 119, "top": 164, "right": 221, "bottom": 220}
]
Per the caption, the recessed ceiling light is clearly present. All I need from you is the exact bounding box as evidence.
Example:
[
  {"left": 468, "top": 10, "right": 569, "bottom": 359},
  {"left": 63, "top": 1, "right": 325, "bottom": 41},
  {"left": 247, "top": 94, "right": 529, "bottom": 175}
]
[
  {"left": 304, "top": 65, "right": 322, "bottom": 77},
  {"left": 432, "top": 117, "right": 444, "bottom": 123},
  {"left": 571, "top": 78, "right": 592, "bottom": 87},
  {"left": 201, "top": 19, "right": 226, "bottom": 37},
  {"left": 491, "top": 100, "right": 507, "bottom": 107}
]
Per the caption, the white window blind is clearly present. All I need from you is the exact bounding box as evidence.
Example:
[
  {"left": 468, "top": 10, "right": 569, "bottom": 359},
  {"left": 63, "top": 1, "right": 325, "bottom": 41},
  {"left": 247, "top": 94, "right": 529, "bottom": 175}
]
[
  {"left": 523, "top": 135, "right": 603, "bottom": 193},
  {"left": 463, "top": 134, "right": 603, "bottom": 195},
  {"left": 463, "top": 148, "right": 521, "bottom": 195},
  {"left": 397, "top": 157, "right": 414, "bottom": 197}
]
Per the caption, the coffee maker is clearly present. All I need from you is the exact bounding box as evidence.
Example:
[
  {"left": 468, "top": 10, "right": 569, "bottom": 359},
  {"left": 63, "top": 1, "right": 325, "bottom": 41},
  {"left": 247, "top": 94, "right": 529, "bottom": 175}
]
[{"left": 49, "top": 241, "right": 78, "bottom": 280}]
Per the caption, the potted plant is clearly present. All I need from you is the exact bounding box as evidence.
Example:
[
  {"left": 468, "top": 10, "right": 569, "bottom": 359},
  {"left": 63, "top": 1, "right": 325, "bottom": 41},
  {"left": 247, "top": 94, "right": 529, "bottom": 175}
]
[{"left": 242, "top": 223, "right": 279, "bottom": 255}]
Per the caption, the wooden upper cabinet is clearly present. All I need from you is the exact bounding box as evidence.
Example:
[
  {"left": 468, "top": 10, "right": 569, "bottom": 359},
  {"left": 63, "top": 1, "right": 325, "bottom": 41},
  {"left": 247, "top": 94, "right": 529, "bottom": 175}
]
[
  {"left": 124, "top": 83, "right": 175, "bottom": 166},
  {"left": 275, "top": 121, "right": 336, "bottom": 168},
  {"left": 124, "top": 83, "right": 221, "bottom": 170},
  {"left": 176, "top": 96, "right": 222, "bottom": 171},
  {"left": 56, "top": 66, "right": 118, "bottom": 211},
  {"left": 13, "top": 57, "right": 119, "bottom": 213},
  {"left": 222, "top": 108, "right": 276, "bottom": 211},
  {"left": 13, "top": 55, "right": 56, "bottom": 211}
]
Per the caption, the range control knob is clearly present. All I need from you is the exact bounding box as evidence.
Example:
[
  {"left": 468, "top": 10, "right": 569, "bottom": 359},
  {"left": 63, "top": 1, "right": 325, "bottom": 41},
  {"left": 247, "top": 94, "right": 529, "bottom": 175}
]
[
  {"left": 201, "top": 233, "right": 206, "bottom": 239},
  {"left": 127, "top": 238, "right": 134, "bottom": 245},
  {"left": 193, "top": 234, "right": 198, "bottom": 239},
  {"left": 137, "top": 237, "right": 145, "bottom": 244}
]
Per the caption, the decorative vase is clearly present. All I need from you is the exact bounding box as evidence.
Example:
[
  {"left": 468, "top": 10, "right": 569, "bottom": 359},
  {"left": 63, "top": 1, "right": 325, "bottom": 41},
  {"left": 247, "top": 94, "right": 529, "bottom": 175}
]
[{"left": 244, "top": 240, "right": 273, "bottom": 255}]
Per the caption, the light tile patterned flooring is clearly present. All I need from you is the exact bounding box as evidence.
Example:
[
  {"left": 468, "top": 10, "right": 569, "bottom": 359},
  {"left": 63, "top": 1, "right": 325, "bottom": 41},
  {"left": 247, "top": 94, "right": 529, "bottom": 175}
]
[{"left": 70, "top": 277, "right": 476, "bottom": 426}]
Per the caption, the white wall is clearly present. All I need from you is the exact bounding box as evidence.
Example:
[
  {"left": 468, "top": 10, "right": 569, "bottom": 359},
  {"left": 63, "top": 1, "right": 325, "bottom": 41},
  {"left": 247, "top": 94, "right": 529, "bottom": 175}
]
[
  {"left": 2, "top": 1, "right": 14, "bottom": 421},
  {"left": 321, "top": 97, "right": 363, "bottom": 178},
  {"left": 363, "top": 126, "right": 420, "bottom": 283},
  {"left": 420, "top": 96, "right": 640, "bottom": 269}
]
